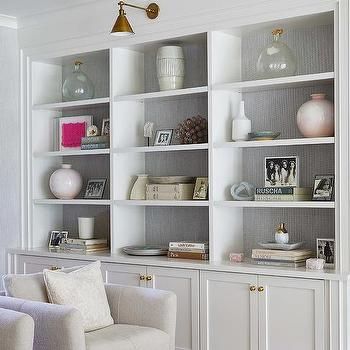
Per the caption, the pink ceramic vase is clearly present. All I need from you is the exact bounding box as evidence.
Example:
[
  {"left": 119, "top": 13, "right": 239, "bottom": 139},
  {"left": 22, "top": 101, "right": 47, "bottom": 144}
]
[{"left": 296, "top": 93, "right": 334, "bottom": 137}]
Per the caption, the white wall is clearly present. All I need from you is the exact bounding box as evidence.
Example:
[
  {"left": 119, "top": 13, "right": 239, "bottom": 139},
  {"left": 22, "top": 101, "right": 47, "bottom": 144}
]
[{"left": 0, "top": 25, "right": 19, "bottom": 282}]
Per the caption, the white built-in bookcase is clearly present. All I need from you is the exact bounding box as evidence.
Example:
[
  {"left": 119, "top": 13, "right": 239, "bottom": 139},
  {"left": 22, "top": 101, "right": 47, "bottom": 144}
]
[{"left": 28, "top": 10, "right": 339, "bottom": 268}]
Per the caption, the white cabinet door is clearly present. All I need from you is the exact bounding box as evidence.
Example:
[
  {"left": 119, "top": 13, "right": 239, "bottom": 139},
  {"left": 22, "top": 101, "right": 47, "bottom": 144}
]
[
  {"left": 200, "top": 271, "right": 259, "bottom": 350},
  {"left": 147, "top": 266, "right": 200, "bottom": 350},
  {"left": 258, "top": 276, "right": 325, "bottom": 350},
  {"left": 101, "top": 263, "right": 147, "bottom": 287},
  {"left": 16, "top": 255, "right": 59, "bottom": 273}
]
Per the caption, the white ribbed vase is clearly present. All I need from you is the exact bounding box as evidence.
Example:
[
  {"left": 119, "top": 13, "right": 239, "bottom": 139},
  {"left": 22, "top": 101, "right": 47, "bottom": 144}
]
[
  {"left": 156, "top": 46, "right": 185, "bottom": 91},
  {"left": 49, "top": 164, "right": 82, "bottom": 199}
]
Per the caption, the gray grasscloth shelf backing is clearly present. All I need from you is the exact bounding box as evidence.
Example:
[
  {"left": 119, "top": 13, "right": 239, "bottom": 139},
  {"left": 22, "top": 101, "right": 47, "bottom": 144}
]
[
  {"left": 243, "top": 85, "right": 334, "bottom": 140},
  {"left": 242, "top": 24, "right": 334, "bottom": 80},
  {"left": 61, "top": 51, "right": 109, "bottom": 100},
  {"left": 63, "top": 205, "right": 110, "bottom": 241},
  {"left": 144, "top": 40, "right": 207, "bottom": 93},
  {"left": 243, "top": 208, "right": 334, "bottom": 256},
  {"left": 145, "top": 207, "right": 209, "bottom": 246}
]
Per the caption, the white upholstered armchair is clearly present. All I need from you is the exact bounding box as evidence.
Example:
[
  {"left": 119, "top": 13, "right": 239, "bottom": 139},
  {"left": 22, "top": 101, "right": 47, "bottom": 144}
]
[
  {"left": 0, "top": 284, "right": 177, "bottom": 350},
  {"left": 0, "top": 307, "right": 34, "bottom": 350}
]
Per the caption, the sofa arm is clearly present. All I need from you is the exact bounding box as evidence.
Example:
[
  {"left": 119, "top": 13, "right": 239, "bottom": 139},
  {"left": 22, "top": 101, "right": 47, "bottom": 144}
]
[
  {"left": 0, "top": 308, "right": 34, "bottom": 350},
  {"left": 0, "top": 296, "right": 86, "bottom": 350},
  {"left": 105, "top": 284, "right": 177, "bottom": 349}
]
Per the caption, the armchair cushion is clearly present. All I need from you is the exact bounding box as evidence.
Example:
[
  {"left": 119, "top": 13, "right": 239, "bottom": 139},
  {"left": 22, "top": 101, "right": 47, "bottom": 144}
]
[
  {"left": 85, "top": 324, "right": 169, "bottom": 350},
  {"left": 43, "top": 261, "right": 113, "bottom": 332}
]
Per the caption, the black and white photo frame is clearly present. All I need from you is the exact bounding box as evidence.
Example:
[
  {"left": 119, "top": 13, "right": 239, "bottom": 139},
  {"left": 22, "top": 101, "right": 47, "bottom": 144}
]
[
  {"left": 154, "top": 129, "right": 173, "bottom": 146},
  {"left": 312, "top": 175, "right": 334, "bottom": 201},
  {"left": 265, "top": 156, "right": 299, "bottom": 187}
]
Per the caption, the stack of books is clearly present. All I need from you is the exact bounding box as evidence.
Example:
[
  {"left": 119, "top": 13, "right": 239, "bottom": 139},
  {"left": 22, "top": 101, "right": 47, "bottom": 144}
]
[
  {"left": 168, "top": 241, "right": 209, "bottom": 260},
  {"left": 251, "top": 248, "right": 313, "bottom": 267},
  {"left": 146, "top": 184, "right": 195, "bottom": 200},
  {"left": 60, "top": 238, "right": 109, "bottom": 253},
  {"left": 255, "top": 187, "right": 312, "bottom": 201},
  {"left": 81, "top": 136, "right": 110, "bottom": 150}
]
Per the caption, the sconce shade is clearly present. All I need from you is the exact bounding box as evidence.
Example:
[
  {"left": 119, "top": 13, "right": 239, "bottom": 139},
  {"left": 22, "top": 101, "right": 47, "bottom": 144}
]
[{"left": 111, "top": 9, "right": 134, "bottom": 36}]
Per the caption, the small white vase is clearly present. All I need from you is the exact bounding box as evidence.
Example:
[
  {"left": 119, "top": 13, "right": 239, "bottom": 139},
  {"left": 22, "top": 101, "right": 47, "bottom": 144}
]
[
  {"left": 130, "top": 174, "right": 149, "bottom": 200},
  {"left": 156, "top": 46, "right": 185, "bottom": 91},
  {"left": 232, "top": 101, "right": 252, "bottom": 141},
  {"left": 275, "top": 223, "right": 289, "bottom": 244},
  {"left": 296, "top": 93, "right": 334, "bottom": 137},
  {"left": 49, "top": 164, "right": 82, "bottom": 199},
  {"left": 78, "top": 217, "right": 95, "bottom": 239}
]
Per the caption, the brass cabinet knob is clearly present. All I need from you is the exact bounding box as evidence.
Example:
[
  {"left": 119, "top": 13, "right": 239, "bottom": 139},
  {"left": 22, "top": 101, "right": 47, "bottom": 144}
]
[
  {"left": 146, "top": 275, "right": 153, "bottom": 281},
  {"left": 258, "top": 286, "right": 264, "bottom": 292},
  {"left": 139, "top": 275, "right": 146, "bottom": 280},
  {"left": 249, "top": 285, "right": 256, "bottom": 292},
  {"left": 50, "top": 266, "right": 60, "bottom": 271}
]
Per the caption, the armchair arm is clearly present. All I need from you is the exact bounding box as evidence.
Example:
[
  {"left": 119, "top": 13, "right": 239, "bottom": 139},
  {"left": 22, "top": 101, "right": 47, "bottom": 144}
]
[
  {"left": 0, "top": 296, "right": 86, "bottom": 350},
  {"left": 105, "top": 284, "right": 177, "bottom": 350},
  {"left": 0, "top": 308, "right": 34, "bottom": 350}
]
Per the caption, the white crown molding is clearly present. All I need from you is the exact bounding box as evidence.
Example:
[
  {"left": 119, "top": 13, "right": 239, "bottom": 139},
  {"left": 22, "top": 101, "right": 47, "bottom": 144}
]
[{"left": 0, "top": 14, "right": 17, "bottom": 29}]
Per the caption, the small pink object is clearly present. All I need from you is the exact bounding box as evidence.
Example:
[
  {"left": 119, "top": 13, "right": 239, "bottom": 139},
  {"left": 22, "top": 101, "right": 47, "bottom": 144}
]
[
  {"left": 296, "top": 93, "right": 334, "bottom": 137},
  {"left": 229, "top": 253, "right": 244, "bottom": 262},
  {"left": 62, "top": 122, "right": 86, "bottom": 148}
]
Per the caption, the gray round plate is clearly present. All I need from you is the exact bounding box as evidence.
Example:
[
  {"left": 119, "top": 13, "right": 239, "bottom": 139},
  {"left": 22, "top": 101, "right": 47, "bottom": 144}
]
[{"left": 123, "top": 245, "right": 168, "bottom": 256}]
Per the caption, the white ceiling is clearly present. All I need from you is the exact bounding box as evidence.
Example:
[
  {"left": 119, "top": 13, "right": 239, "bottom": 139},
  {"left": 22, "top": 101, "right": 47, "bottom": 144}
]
[{"left": 0, "top": 0, "right": 96, "bottom": 18}]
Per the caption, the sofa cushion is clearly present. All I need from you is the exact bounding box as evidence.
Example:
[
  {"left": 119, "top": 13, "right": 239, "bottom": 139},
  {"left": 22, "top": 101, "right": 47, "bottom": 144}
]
[
  {"left": 3, "top": 272, "right": 49, "bottom": 302},
  {"left": 3, "top": 266, "right": 83, "bottom": 303},
  {"left": 85, "top": 324, "right": 170, "bottom": 350},
  {"left": 43, "top": 261, "right": 113, "bottom": 332}
]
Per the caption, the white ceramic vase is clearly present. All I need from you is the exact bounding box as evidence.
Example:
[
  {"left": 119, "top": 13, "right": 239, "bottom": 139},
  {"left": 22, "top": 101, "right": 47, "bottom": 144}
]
[
  {"left": 296, "top": 93, "right": 334, "bottom": 137},
  {"left": 78, "top": 217, "right": 95, "bottom": 239},
  {"left": 49, "top": 164, "right": 82, "bottom": 199},
  {"left": 130, "top": 174, "right": 149, "bottom": 200},
  {"left": 156, "top": 46, "right": 185, "bottom": 91},
  {"left": 232, "top": 101, "right": 252, "bottom": 141}
]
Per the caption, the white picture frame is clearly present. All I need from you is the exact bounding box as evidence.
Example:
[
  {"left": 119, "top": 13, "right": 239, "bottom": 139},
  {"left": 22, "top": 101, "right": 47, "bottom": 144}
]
[
  {"left": 101, "top": 118, "right": 110, "bottom": 136},
  {"left": 154, "top": 129, "right": 173, "bottom": 146},
  {"left": 317, "top": 238, "right": 335, "bottom": 268}
]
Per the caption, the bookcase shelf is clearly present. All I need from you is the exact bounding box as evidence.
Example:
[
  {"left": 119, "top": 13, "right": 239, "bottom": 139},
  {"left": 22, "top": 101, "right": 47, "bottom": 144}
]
[
  {"left": 214, "top": 137, "right": 334, "bottom": 149},
  {"left": 32, "top": 97, "right": 110, "bottom": 111},
  {"left": 114, "top": 86, "right": 208, "bottom": 102},
  {"left": 33, "top": 199, "right": 111, "bottom": 206},
  {"left": 214, "top": 201, "right": 335, "bottom": 209},
  {"left": 34, "top": 149, "right": 110, "bottom": 157},
  {"left": 213, "top": 72, "right": 334, "bottom": 92},
  {"left": 115, "top": 200, "right": 209, "bottom": 207},
  {"left": 115, "top": 143, "right": 208, "bottom": 153}
]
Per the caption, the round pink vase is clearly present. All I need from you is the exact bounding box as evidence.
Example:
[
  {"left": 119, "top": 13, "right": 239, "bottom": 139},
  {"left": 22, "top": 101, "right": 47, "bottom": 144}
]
[
  {"left": 49, "top": 164, "right": 82, "bottom": 199},
  {"left": 296, "top": 93, "right": 334, "bottom": 137}
]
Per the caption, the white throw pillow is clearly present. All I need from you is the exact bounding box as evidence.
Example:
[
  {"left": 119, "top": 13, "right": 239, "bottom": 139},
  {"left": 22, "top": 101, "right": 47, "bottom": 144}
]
[
  {"left": 3, "top": 272, "right": 49, "bottom": 302},
  {"left": 3, "top": 265, "right": 85, "bottom": 303},
  {"left": 43, "top": 261, "right": 113, "bottom": 332}
]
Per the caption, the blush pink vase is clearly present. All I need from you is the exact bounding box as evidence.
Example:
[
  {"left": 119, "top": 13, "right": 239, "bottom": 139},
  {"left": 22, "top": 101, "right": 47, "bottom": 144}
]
[
  {"left": 49, "top": 164, "right": 82, "bottom": 199},
  {"left": 296, "top": 93, "right": 334, "bottom": 137}
]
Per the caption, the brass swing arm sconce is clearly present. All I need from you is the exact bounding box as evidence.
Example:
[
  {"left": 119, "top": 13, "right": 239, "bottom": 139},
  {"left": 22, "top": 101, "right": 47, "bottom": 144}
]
[{"left": 111, "top": 1, "right": 160, "bottom": 36}]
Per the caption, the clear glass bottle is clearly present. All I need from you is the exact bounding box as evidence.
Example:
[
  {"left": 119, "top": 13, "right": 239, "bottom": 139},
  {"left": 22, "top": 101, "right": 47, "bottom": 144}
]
[
  {"left": 256, "top": 29, "right": 297, "bottom": 79},
  {"left": 62, "top": 61, "right": 95, "bottom": 101}
]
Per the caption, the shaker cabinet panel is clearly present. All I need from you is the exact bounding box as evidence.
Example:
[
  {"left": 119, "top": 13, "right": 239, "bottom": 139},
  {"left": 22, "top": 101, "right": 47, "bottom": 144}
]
[
  {"left": 258, "top": 276, "right": 325, "bottom": 350},
  {"left": 147, "top": 266, "right": 200, "bottom": 350},
  {"left": 17, "top": 255, "right": 59, "bottom": 273},
  {"left": 200, "top": 271, "right": 259, "bottom": 350},
  {"left": 101, "top": 262, "right": 147, "bottom": 287}
]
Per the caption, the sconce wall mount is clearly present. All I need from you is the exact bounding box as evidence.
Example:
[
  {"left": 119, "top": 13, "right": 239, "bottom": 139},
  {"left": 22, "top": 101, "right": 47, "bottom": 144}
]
[{"left": 111, "top": 1, "right": 160, "bottom": 36}]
